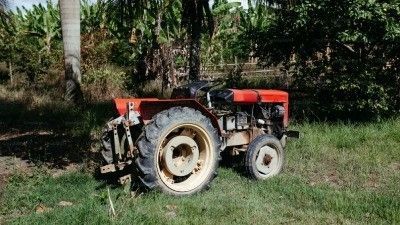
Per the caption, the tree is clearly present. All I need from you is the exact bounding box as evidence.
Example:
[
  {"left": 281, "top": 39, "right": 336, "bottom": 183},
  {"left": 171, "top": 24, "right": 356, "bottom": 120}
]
[
  {"left": 0, "top": 0, "right": 15, "bottom": 83},
  {"left": 251, "top": 0, "right": 400, "bottom": 120},
  {"left": 182, "top": 0, "right": 214, "bottom": 81},
  {"left": 60, "top": 0, "right": 82, "bottom": 102},
  {"left": 111, "top": 0, "right": 214, "bottom": 80},
  {"left": 0, "top": 0, "right": 6, "bottom": 16}
]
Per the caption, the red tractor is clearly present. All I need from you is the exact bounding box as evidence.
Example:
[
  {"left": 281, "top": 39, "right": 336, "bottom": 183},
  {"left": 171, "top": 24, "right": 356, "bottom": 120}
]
[{"left": 100, "top": 81, "right": 298, "bottom": 195}]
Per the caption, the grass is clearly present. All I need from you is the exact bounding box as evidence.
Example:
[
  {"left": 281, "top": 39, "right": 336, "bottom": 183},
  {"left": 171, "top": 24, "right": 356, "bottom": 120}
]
[{"left": 1, "top": 119, "right": 400, "bottom": 224}]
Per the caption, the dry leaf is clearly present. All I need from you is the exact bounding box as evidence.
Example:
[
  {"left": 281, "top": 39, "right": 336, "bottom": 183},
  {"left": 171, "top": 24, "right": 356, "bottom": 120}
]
[
  {"left": 165, "top": 204, "right": 178, "bottom": 219},
  {"left": 166, "top": 204, "right": 177, "bottom": 211},
  {"left": 58, "top": 201, "right": 73, "bottom": 207},
  {"left": 35, "top": 204, "right": 51, "bottom": 213}
]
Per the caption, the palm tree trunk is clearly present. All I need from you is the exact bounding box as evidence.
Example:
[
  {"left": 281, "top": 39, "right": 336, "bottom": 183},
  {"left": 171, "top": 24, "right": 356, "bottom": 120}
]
[{"left": 60, "top": 0, "right": 82, "bottom": 103}]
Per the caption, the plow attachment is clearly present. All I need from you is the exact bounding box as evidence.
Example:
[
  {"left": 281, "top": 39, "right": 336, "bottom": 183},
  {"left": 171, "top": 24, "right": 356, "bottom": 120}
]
[{"left": 100, "top": 102, "right": 141, "bottom": 184}]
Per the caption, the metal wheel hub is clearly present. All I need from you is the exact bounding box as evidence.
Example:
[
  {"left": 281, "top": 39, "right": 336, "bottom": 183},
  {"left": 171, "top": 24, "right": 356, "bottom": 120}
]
[
  {"left": 256, "top": 146, "right": 278, "bottom": 175},
  {"left": 162, "top": 136, "right": 199, "bottom": 176}
]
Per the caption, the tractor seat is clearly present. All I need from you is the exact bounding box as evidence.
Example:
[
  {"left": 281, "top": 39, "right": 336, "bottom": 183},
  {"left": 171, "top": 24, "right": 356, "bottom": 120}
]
[{"left": 171, "top": 81, "right": 214, "bottom": 99}]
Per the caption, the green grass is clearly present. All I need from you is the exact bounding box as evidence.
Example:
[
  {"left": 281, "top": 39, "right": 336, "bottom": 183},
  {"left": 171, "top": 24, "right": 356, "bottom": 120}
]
[{"left": 1, "top": 120, "right": 400, "bottom": 224}]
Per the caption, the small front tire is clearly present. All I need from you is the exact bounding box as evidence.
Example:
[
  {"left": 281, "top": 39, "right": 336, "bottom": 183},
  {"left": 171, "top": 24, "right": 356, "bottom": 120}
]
[{"left": 245, "top": 135, "right": 285, "bottom": 180}]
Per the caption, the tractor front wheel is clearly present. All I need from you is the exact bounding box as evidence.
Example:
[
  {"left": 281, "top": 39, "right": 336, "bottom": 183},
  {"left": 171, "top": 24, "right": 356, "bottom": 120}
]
[
  {"left": 135, "top": 107, "right": 220, "bottom": 196},
  {"left": 245, "top": 135, "right": 284, "bottom": 180}
]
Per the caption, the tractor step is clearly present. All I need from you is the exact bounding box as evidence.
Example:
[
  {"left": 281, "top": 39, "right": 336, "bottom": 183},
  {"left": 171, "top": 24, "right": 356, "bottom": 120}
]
[
  {"left": 100, "top": 160, "right": 132, "bottom": 174},
  {"left": 100, "top": 164, "right": 116, "bottom": 173},
  {"left": 119, "top": 174, "right": 131, "bottom": 185}
]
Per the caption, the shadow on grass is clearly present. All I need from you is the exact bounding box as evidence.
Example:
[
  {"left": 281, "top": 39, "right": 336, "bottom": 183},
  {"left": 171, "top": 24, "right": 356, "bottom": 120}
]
[
  {"left": 0, "top": 97, "right": 115, "bottom": 168},
  {"left": 219, "top": 150, "right": 248, "bottom": 177}
]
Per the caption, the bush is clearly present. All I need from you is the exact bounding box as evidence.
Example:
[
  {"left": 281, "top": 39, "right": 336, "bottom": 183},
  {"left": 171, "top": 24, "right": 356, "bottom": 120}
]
[
  {"left": 82, "top": 65, "right": 129, "bottom": 101},
  {"left": 250, "top": 0, "right": 400, "bottom": 121}
]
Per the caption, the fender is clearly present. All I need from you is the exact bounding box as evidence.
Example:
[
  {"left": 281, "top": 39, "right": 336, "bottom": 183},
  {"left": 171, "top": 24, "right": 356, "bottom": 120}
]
[{"left": 113, "top": 98, "right": 221, "bottom": 134}]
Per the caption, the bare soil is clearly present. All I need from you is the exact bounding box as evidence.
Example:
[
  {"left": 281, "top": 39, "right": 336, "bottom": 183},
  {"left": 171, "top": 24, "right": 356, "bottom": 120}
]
[{"left": 0, "top": 129, "right": 89, "bottom": 195}]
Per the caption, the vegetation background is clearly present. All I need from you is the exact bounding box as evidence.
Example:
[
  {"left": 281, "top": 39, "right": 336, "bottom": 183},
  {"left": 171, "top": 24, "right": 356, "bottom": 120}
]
[{"left": 0, "top": 0, "right": 399, "bottom": 224}]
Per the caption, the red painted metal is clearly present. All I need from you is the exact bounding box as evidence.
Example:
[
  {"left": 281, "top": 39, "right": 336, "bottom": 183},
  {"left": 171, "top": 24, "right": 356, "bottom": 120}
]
[
  {"left": 113, "top": 98, "right": 221, "bottom": 134},
  {"left": 229, "top": 89, "right": 289, "bottom": 127},
  {"left": 257, "top": 89, "right": 289, "bottom": 127},
  {"left": 114, "top": 89, "right": 290, "bottom": 130},
  {"left": 229, "top": 89, "right": 259, "bottom": 103},
  {"left": 229, "top": 89, "right": 288, "bottom": 104},
  {"left": 113, "top": 98, "right": 158, "bottom": 115}
]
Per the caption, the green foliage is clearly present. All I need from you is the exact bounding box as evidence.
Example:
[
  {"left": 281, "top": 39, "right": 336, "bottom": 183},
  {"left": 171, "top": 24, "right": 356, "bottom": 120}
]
[
  {"left": 82, "top": 65, "right": 129, "bottom": 100},
  {"left": 83, "top": 65, "right": 127, "bottom": 87},
  {"left": 1, "top": 0, "right": 398, "bottom": 121},
  {"left": 0, "top": 1, "right": 62, "bottom": 82},
  {"left": 251, "top": 0, "right": 400, "bottom": 120},
  {"left": 81, "top": 0, "right": 107, "bottom": 33},
  {"left": 234, "top": 1, "right": 275, "bottom": 60},
  {"left": 202, "top": 0, "right": 242, "bottom": 65}
]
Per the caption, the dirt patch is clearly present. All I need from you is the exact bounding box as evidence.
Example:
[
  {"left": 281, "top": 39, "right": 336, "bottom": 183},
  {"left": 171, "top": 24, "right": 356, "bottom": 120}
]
[
  {"left": 0, "top": 130, "right": 54, "bottom": 141},
  {"left": 0, "top": 129, "right": 91, "bottom": 196},
  {"left": 51, "top": 163, "right": 81, "bottom": 178},
  {"left": 0, "top": 173, "right": 9, "bottom": 195},
  {"left": 0, "top": 128, "right": 93, "bottom": 168},
  {"left": 324, "top": 171, "right": 342, "bottom": 188},
  {"left": 389, "top": 162, "right": 400, "bottom": 172},
  {"left": 308, "top": 168, "right": 344, "bottom": 189},
  {"left": 0, "top": 156, "right": 33, "bottom": 194}
]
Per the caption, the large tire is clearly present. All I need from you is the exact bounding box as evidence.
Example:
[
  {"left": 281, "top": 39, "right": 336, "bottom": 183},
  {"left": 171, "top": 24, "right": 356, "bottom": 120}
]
[
  {"left": 135, "top": 107, "right": 221, "bottom": 196},
  {"left": 101, "top": 129, "right": 114, "bottom": 164},
  {"left": 245, "top": 135, "right": 285, "bottom": 180}
]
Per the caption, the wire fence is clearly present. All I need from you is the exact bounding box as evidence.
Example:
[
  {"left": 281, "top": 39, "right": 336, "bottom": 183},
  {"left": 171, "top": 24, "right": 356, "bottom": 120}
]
[{"left": 197, "top": 60, "right": 294, "bottom": 89}]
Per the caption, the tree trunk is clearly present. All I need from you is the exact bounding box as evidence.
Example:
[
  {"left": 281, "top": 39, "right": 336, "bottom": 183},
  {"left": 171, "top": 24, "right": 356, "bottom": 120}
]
[
  {"left": 188, "top": 31, "right": 201, "bottom": 81},
  {"left": 60, "top": 0, "right": 82, "bottom": 103},
  {"left": 8, "top": 61, "right": 12, "bottom": 85}
]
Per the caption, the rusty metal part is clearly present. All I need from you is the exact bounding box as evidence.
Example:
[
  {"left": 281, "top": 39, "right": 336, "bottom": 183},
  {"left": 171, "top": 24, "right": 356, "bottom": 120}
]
[
  {"left": 162, "top": 136, "right": 199, "bottom": 177},
  {"left": 115, "top": 161, "right": 132, "bottom": 170},
  {"left": 249, "top": 127, "right": 265, "bottom": 142},
  {"left": 112, "top": 125, "right": 122, "bottom": 160},
  {"left": 100, "top": 161, "right": 133, "bottom": 174},
  {"left": 120, "top": 134, "right": 138, "bottom": 158},
  {"left": 119, "top": 174, "right": 132, "bottom": 185},
  {"left": 103, "top": 102, "right": 142, "bottom": 163},
  {"left": 255, "top": 146, "right": 278, "bottom": 175},
  {"left": 100, "top": 164, "right": 116, "bottom": 173},
  {"left": 225, "top": 127, "right": 265, "bottom": 148},
  {"left": 226, "top": 131, "right": 250, "bottom": 146},
  {"left": 157, "top": 123, "right": 215, "bottom": 192},
  {"left": 263, "top": 154, "right": 273, "bottom": 165},
  {"left": 122, "top": 121, "right": 135, "bottom": 157}
]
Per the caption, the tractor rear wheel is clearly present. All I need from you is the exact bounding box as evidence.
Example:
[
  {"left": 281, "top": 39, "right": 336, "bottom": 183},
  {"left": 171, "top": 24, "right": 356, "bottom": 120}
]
[
  {"left": 135, "top": 107, "right": 220, "bottom": 196},
  {"left": 245, "top": 135, "right": 284, "bottom": 180}
]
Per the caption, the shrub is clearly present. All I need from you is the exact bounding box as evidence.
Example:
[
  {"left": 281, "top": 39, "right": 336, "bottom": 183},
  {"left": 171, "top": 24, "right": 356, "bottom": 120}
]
[
  {"left": 250, "top": 0, "right": 400, "bottom": 121},
  {"left": 82, "top": 65, "right": 129, "bottom": 101}
]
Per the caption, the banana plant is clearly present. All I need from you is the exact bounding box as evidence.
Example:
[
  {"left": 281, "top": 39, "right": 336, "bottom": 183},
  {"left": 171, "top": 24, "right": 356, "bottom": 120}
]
[
  {"left": 240, "top": 0, "right": 275, "bottom": 34},
  {"left": 0, "top": 1, "right": 16, "bottom": 83},
  {"left": 81, "top": 0, "right": 107, "bottom": 33},
  {"left": 13, "top": 1, "right": 61, "bottom": 54},
  {"left": 202, "top": 0, "right": 243, "bottom": 66}
]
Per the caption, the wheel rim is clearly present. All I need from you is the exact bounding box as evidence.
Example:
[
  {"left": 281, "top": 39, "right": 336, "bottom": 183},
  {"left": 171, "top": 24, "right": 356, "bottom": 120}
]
[
  {"left": 255, "top": 145, "right": 280, "bottom": 177},
  {"left": 157, "top": 124, "right": 214, "bottom": 192}
]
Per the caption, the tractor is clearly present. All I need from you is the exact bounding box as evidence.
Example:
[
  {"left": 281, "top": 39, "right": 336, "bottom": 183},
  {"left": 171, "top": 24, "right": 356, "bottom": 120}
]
[{"left": 100, "top": 81, "right": 299, "bottom": 196}]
